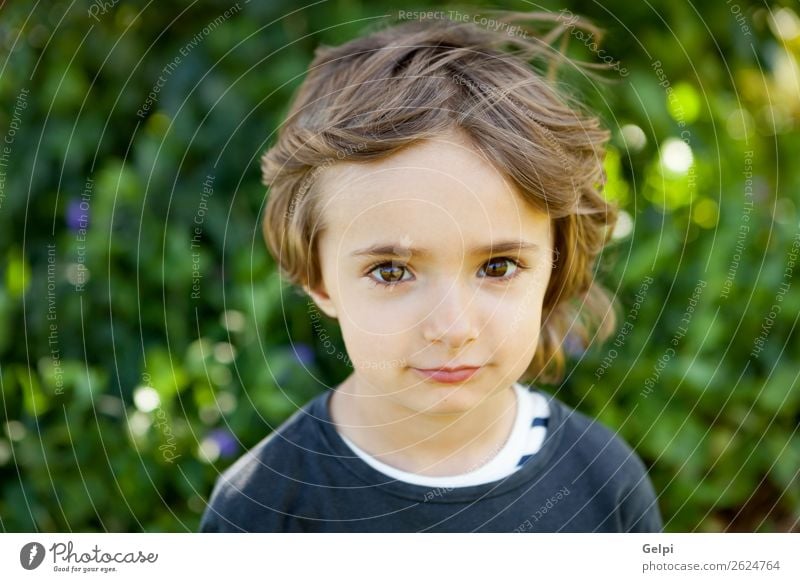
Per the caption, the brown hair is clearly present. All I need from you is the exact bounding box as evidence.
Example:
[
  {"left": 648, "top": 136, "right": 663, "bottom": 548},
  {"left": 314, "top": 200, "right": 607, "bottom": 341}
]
[{"left": 260, "top": 10, "right": 619, "bottom": 385}]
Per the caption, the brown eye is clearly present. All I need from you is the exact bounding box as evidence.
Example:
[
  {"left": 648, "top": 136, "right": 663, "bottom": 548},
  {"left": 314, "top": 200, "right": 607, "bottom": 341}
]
[
  {"left": 378, "top": 265, "right": 403, "bottom": 282},
  {"left": 368, "top": 262, "right": 412, "bottom": 286},
  {"left": 479, "top": 257, "right": 520, "bottom": 279}
]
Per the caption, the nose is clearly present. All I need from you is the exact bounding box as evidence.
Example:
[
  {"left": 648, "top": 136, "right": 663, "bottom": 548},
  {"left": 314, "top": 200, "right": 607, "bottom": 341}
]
[{"left": 421, "top": 278, "right": 479, "bottom": 348}]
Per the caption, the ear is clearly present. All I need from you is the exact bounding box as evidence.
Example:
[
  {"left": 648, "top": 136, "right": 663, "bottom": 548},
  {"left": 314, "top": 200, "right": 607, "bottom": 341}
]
[{"left": 304, "top": 282, "right": 338, "bottom": 320}]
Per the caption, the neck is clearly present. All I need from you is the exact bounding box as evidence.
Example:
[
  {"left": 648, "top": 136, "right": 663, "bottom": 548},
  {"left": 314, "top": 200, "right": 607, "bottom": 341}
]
[{"left": 331, "top": 373, "right": 517, "bottom": 476}]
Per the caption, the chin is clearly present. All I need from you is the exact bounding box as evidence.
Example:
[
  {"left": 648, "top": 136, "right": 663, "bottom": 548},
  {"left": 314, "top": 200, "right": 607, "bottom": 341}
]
[{"left": 404, "top": 383, "right": 487, "bottom": 416}]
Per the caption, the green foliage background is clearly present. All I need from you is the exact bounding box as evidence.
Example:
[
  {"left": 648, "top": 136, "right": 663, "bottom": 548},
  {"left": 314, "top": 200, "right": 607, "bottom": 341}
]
[{"left": 0, "top": 0, "right": 798, "bottom": 532}]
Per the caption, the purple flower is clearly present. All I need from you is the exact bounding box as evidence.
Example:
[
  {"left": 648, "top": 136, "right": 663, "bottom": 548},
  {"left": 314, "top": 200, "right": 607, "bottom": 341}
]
[
  {"left": 66, "top": 198, "right": 89, "bottom": 232},
  {"left": 208, "top": 428, "right": 238, "bottom": 459},
  {"left": 291, "top": 342, "right": 315, "bottom": 367},
  {"left": 563, "top": 332, "right": 586, "bottom": 357}
]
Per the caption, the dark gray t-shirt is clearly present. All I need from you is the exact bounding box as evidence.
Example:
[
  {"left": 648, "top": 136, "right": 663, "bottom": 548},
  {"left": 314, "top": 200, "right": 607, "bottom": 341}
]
[{"left": 199, "top": 388, "right": 663, "bottom": 532}]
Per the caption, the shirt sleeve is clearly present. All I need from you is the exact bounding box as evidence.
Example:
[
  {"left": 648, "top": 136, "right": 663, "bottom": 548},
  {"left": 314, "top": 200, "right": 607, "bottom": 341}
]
[
  {"left": 198, "top": 485, "right": 239, "bottom": 532},
  {"left": 197, "top": 475, "right": 312, "bottom": 532},
  {"left": 197, "top": 475, "right": 252, "bottom": 533},
  {"left": 199, "top": 490, "right": 236, "bottom": 533},
  {"left": 618, "top": 469, "right": 664, "bottom": 532},
  {"left": 198, "top": 507, "right": 221, "bottom": 532}
]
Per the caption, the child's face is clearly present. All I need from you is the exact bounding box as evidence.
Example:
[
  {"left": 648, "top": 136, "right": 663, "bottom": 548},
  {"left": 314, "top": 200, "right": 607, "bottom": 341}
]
[{"left": 307, "top": 129, "right": 555, "bottom": 415}]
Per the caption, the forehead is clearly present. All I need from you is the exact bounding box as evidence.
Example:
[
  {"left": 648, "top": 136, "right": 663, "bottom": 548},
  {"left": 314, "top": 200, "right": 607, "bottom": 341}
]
[{"left": 315, "top": 132, "right": 552, "bottom": 254}]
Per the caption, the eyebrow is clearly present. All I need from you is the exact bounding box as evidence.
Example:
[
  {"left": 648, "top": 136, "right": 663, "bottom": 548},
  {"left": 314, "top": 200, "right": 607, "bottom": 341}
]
[{"left": 350, "top": 240, "right": 541, "bottom": 259}]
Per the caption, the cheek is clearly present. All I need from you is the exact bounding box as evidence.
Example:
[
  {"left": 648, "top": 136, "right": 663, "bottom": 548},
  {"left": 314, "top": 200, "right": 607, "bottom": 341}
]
[
  {"left": 503, "top": 284, "right": 548, "bottom": 340},
  {"left": 335, "top": 299, "right": 411, "bottom": 364},
  {"left": 338, "top": 327, "right": 410, "bottom": 375},
  {"left": 338, "top": 286, "right": 422, "bottom": 335}
]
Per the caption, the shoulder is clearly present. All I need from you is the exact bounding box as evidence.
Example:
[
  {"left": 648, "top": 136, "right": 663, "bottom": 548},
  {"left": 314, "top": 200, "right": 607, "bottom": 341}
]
[
  {"left": 550, "top": 396, "right": 646, "bottom": 478},
  {"left": 545, "top": 394, "right": 664, "bottom": 532},
  {"left": 199, "top": 394, "right": 327, "bottom": 532}
]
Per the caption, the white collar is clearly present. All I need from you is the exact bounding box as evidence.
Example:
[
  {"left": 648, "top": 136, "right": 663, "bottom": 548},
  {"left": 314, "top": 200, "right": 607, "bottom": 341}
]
[{"left": 338, "top": 382, "right": 546, "bottom": 488}]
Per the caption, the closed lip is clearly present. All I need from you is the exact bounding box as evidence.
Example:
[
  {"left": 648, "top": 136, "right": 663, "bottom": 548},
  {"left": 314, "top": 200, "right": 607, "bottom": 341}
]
[
  {"left": 412, "top": 365, "right": 482, "bottom": 384},
  {"left": 415, "top": 365, "right": 481, "bottom": 372}
]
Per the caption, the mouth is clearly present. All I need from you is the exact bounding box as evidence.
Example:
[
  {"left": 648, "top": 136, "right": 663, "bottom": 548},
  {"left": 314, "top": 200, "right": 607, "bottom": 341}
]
[{"left": 412, "top": 366, "right": 482, "bottom": 384}]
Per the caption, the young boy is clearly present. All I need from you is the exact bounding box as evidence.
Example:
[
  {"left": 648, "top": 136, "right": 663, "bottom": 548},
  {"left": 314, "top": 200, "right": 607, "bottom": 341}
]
[{"left": 200, "top": 11, "right": 663, "bottom": 532}]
